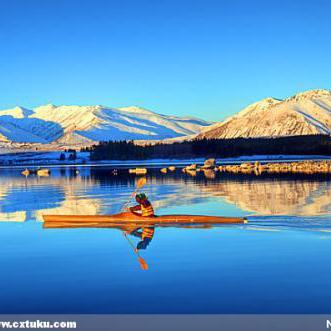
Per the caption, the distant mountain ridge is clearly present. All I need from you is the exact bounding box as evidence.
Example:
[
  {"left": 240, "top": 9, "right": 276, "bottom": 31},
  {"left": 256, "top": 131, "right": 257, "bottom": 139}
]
[
  {"left": 197, "top": 89, "right": 331, "bottom": 139},
  {"left": 0, "top": 104, "right": 211, "bottom": 146},
  {"left": 1, "top": 89, "right": 330, "bottom": 151}
]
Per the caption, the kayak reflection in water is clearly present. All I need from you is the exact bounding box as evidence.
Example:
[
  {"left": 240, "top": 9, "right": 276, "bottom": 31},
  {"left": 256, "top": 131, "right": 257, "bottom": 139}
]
[{"left": 127, "top": 193, "right": 155, "bottom": 250}]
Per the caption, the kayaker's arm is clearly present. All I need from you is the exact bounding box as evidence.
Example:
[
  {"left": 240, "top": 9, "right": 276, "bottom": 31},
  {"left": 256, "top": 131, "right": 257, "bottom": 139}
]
[
  {"left": 128, "top": 229, "right": 143, "bottom": 238},
  {"left": 129, "top": 205, "right": 143, "bottom": 216},
  {"left": 130, "top": 205, "right": 141, "bottom": 212},
  {"left": 122, "top": 225, "right": 143, "bottom": 237}
]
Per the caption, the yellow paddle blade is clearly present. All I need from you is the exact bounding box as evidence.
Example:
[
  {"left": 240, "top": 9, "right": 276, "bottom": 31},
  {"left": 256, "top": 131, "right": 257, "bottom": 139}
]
[
  {"left": 138, "top": 257, "right": 149, "bottom": 270},
  {"left": 136, "top": 177, "right": 147, "bottom": 189}
]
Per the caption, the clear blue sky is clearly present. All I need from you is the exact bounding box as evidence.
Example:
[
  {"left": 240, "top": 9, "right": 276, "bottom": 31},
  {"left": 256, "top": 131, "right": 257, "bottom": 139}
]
[{"left": 0, "top": 0, "right": 330, "bottom": 121}]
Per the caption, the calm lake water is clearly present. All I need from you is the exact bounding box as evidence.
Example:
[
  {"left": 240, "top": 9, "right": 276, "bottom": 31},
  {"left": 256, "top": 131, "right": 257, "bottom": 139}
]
[{"left": 0, "top": 165, "right": 330, "bottom": 313}]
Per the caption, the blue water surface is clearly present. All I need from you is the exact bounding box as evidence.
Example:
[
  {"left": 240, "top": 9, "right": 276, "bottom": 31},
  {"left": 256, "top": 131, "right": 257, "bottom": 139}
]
[{"left": 0, "top": 166, "right": 330, "bottom": 313}]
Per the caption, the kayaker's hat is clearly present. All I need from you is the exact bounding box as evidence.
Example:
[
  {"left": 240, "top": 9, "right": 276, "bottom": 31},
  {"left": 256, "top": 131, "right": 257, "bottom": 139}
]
[{"left": 136, "top": 193, "right": 147, "bottom": 200}]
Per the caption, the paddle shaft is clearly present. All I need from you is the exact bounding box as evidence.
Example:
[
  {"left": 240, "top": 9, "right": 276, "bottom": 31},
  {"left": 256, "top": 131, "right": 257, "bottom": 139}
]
[
  {"left": 120, "top": 178, "right": 147, "bottom": 212},
  {"left": 124, "top": 232, "right": 148, "bottom": 270},
  {"left": 124, "top": 233, "right": 138, "bottom": 254},
  {"left": 121, "top": 189, "right": 138, "bottom": 212},
  {"left": 120, "top": 178, "right": 149, "bottom": 270}
]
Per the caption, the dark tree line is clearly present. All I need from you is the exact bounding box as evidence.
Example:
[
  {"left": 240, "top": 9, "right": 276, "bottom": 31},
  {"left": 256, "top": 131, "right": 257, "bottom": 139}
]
[
  {"left": 87, "top": 134, "right": 331, "bottom": 160},
  {"left": 59, "top": 150, "right": 77, "bottom": 161}
]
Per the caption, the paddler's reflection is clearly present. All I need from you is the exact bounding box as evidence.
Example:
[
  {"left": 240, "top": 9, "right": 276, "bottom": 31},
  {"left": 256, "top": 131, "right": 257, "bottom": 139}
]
[{"left": 126, "top": 226, "right": 155, "bottom": 250}]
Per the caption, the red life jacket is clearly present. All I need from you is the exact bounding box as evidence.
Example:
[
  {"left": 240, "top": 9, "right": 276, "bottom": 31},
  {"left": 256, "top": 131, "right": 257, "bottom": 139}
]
[{"left": 140, "top": 201, "right": 154, "bottom": 217}]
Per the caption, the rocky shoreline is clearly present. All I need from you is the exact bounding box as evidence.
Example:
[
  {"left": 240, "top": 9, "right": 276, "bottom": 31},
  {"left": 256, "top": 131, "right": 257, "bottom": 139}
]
[
  {"left": 219, "top": 160, "right": 331, "bottom": 175},
  {"left": 180, "top": 159, "right": 331, "bottom": 176}
]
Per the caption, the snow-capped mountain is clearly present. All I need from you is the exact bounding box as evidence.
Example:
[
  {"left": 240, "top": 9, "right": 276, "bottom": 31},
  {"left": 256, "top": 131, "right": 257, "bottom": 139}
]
[
  {"left": 197, "top": 89, "right": 331, "bottom": 139},
  {"left": 0, "top": 104, "right": 211, "bottom": 145},
  {"left": 1, "top": 89, "right": 330, "bottom": 149}
]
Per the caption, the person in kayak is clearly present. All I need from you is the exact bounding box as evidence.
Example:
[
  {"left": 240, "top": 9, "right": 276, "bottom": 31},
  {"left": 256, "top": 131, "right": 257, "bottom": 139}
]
[
  {"left": 129, "top": 193, "right": 155, "bottom": 217},
  {"left": 126, "top": 193, "right": 155, "bottom": 250}
]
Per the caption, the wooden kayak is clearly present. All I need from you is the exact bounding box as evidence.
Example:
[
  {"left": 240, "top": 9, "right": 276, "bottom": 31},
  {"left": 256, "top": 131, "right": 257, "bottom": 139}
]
[{"left": 42, "top": 212, "right": 247, "bottom": 229}]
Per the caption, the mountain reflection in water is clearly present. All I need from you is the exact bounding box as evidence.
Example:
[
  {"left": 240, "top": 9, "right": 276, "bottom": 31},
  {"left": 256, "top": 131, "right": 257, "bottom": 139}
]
[{"left": 0, "top": 166, "right": 330, "bottom": 224}]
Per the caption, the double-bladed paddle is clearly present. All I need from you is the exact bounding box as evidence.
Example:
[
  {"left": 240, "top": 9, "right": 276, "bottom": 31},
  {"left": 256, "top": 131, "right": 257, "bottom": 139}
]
[{"left": 121, "top": 177, "right": 149, "bottom": 270}]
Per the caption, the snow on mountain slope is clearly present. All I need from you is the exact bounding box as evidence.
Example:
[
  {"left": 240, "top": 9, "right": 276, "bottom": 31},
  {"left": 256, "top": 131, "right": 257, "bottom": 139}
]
[
  {"left": 0, "top": 115, "right": 62, "bottom": 143},
  {"left": 0, "top": 106, "right": 33, "bottom": 118},
  {"left": 0, "top": 104, "right": 210, "bottom": 145},
  {"left": 198, "top": 89, "right": 331, "bottom": 139},
  {"left": 0, "top": 132, "right": 9, "bottom": 143}
]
